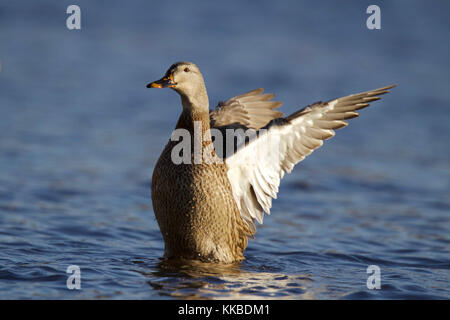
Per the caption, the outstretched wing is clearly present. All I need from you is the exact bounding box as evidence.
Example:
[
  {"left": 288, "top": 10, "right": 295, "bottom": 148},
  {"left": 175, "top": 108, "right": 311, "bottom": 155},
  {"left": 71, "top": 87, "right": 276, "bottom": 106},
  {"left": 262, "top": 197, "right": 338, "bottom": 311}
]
[
  {"left": 225, "top": 85, "right": 396, "bottom": 231},
  {"left": 210, "top": 88, "right": 284, "bottom": 130}
]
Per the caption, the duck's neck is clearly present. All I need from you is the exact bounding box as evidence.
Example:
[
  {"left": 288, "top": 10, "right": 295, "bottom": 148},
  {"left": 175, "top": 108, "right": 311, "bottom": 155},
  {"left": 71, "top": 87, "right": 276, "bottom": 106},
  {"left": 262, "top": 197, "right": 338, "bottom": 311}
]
[
  {"left": 176, "top": 91, "right": 211, "bottom": 135},
  {"left": 173, "top": 89, "right": 219, "bottom": 163}
]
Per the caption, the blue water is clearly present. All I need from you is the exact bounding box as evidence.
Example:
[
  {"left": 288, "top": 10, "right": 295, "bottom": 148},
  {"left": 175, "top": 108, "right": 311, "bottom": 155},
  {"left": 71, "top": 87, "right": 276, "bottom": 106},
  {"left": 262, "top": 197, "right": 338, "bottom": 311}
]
[{"left": 0, "top": 0, "right": 449, "bottom": 299}]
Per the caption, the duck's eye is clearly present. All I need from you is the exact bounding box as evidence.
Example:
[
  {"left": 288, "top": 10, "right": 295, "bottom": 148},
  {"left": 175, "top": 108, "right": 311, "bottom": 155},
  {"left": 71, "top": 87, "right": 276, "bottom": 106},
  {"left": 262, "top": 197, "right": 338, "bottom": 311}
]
[{"left": 184, "top": 67, "right": 190, "bottom": 73}]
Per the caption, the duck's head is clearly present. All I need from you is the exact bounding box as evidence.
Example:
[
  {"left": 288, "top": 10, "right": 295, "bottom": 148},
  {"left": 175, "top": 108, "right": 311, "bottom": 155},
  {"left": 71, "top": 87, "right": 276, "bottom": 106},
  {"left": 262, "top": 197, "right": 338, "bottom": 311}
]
[{"left": 147, "top": 62, "right": 207, "bottom": 100}]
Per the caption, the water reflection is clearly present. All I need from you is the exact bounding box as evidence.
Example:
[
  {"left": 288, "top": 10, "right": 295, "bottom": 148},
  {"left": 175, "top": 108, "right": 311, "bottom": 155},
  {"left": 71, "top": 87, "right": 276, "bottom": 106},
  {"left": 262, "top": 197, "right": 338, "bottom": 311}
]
[{"left": 134, "top": 258, "right": 315, "bottom": 299}]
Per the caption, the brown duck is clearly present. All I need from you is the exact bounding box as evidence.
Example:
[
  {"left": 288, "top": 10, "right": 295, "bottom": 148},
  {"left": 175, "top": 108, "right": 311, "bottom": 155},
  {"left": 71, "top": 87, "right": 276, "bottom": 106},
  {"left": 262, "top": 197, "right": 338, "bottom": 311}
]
[{"left": 147, "top": 61, "right": 395, "bottom": 263}]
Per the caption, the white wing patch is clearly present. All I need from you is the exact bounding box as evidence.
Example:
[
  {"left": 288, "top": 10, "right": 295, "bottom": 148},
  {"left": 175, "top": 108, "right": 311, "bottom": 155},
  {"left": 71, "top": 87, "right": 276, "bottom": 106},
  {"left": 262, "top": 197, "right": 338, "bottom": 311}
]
[{"left": 225, "top": 85, "right": 396, "bottom": 230}]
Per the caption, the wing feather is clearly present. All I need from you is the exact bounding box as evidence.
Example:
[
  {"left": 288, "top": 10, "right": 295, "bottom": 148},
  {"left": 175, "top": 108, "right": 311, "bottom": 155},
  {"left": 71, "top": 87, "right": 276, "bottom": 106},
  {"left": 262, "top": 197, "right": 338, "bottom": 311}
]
[
  {"left": 225, "top": 85, "right": 396, "bottom": 231},
  {"left": 210, "top": 88, "right": 284, "bottom": 129}
]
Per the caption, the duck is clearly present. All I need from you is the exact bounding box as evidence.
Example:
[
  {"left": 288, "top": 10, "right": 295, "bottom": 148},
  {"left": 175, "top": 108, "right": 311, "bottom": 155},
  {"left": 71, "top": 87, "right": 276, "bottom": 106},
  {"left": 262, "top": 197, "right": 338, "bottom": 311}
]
[{"left": 147, "top": 61, "right": 395, "bottom": 263}]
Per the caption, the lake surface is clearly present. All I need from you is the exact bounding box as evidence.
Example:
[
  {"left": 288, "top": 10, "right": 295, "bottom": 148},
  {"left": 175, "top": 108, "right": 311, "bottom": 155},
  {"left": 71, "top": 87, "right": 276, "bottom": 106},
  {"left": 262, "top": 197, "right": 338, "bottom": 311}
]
[{"left": 0, "top": 0, "right": 449, "bottom": 299}]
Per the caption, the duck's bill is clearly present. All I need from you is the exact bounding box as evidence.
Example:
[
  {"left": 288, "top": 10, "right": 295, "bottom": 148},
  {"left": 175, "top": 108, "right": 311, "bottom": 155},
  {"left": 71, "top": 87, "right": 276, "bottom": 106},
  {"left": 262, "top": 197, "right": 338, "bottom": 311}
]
[{"left": 147, "top": 76, "right": 176, "bottom": 88}]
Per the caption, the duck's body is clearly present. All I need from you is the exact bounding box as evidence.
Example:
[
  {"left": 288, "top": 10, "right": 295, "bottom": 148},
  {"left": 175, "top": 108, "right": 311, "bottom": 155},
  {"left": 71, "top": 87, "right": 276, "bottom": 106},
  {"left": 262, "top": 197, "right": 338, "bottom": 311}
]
[
  {"left": 147, "top": 61, "right": 395, "bottom": 263},
  {"left": 152, "top": 109, "right": 251, "bottom": 263}
]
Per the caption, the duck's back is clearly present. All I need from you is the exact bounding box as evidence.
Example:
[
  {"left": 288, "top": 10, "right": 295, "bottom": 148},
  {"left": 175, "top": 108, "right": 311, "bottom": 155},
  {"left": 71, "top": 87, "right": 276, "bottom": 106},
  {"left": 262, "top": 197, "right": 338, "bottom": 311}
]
[{"left": 151, "top": 140, "right": 251, "bottom": 263}]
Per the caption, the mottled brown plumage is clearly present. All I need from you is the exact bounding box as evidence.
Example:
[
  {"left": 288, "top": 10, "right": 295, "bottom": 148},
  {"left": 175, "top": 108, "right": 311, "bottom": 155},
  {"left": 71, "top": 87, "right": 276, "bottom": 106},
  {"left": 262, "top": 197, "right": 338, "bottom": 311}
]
[{"left": 152, "top": 110, "right": 253, "bottom": 263}]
